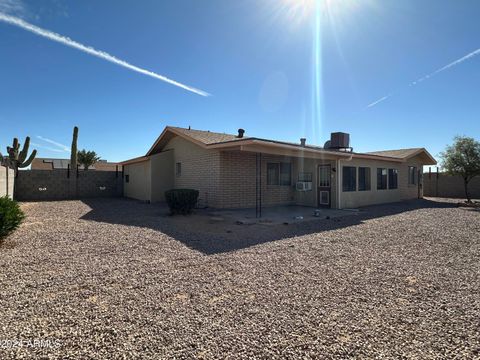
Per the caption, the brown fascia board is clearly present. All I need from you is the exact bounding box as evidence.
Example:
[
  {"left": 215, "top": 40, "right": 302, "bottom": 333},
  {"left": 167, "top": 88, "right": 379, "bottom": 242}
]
[
  {"left": 120, "top": 156, "right": 149, "bottom": 166},
  {"left": 208, "top": 138, "right": 354, "bottom": 158}
]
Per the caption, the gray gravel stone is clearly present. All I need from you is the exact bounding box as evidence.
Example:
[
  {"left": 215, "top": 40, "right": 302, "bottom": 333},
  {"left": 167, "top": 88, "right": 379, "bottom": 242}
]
[{"left": 0, "top": 198, "right": 479, "bottom": 359}]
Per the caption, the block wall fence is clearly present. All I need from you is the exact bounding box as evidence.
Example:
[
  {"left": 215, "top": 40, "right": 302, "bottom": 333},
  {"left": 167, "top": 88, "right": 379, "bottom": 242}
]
[
  {"left": 423, "top": 172, "right": 480, "bottom": 199},
  {"left": 15, "top": 169, "right": 123, "bottom": 201}
]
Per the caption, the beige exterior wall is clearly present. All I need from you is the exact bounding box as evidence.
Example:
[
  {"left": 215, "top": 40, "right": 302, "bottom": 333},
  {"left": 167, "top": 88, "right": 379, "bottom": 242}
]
[
  {"left": 338, "top": 157, "right": 423, "bottom": 209},
  {"left": 164, "top": 136, "right": 221, "bottom": 207},
  {"left": 0, "top": 166, "right": 15, "bottom": 199},
  {"left": 131, "top": 135, "right": 429, "bottom": 210},
  {"left": 123, "top": 160, "right": 151, "bottom": 201},
  {"left": 293, "top": 158, "right": 337, "bottom": 208},
  {"left": 219, "top": 151, "right": 295, "bottom": 209},
  {"left": 150, "top": 150, "right": 174, "bottom": 202}
]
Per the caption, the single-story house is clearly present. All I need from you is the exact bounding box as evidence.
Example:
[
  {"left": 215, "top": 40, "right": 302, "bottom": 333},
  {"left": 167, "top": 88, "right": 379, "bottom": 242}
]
[{"left": 121, "top": 126, "right": 436, "bottom": 210}]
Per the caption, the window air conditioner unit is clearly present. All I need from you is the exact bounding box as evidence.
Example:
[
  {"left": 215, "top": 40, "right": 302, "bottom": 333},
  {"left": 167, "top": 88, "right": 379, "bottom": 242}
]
[{"left": 296, "top": 181, "right": 312, "bottom": 191}]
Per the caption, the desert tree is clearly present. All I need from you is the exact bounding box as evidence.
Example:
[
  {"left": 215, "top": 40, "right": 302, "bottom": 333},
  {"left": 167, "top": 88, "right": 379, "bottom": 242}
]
[
  {"left": 440, "top": 136, "right": 480, "bottom": 202},
  {"left": 77, "top": 149, "right": 100, "bottom": 170}
]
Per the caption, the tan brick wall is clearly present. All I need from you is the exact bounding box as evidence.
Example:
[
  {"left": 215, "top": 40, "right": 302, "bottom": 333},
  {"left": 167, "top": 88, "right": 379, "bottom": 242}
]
[
  {"left": 164, "top": 136, "right": 221, "bottom": 208},
  {"left": 219, "top": 151, "right": 295, "bottom": 209}
]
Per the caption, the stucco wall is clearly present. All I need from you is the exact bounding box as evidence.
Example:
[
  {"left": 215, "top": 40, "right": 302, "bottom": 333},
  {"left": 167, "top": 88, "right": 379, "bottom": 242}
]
[
  {"left": 150, "top": 150, "right": 174, "bottom": 202},
  {"left": 164, "top": 136, "right": 221, "bottom": 207},
  {"left": 338, "top": 157, "right": 423, "bottom": 209},
  {"left": 123, "top": 160, "right": 151, "bottom": 201},
  {"left": 0, "top": 165, "right": 14, "bottom": 199},
  {"left": 293, "top": 158, "right": 337, "bottom": 208}
]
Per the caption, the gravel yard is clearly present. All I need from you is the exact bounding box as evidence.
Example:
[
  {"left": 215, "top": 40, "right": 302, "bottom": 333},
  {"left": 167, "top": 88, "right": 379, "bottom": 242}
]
[{"left": 0, "top": 198, "right": 479, "bottom": 359}]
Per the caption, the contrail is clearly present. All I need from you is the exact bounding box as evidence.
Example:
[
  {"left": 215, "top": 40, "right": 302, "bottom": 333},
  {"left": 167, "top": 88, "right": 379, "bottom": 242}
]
[
  {"left": 37, "top": 136, "right": 70, "bottom": 152},
  {"left": 367, "top": 48, "right": 480, "bottom": 108},
  {"left": 411, "top": 48, "right": 480, "bottom": 85},
  {"left": 31, "top": 142, "right": 66, "bottom": 153},
  {"left": 366, "top": 94, "right": 391, "bottom": 108},
  {"left": 0, "top": 12, "right": 210, "bottom": 96}
]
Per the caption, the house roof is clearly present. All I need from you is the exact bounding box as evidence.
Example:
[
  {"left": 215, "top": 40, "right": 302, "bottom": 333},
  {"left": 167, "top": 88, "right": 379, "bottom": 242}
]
[
  {"left": 31, "top": 158, "right": 121, "bottom": 171},
  {"left": 122, "top": 126, "right": 437, "bottom": 165},
  {"left": 365, "top": 148, "right": 437, "bottom": 164},
  {"left": 366, "top": 148, "right": 424, "bottom": 159},
  {"left": 168, "top": 127, "right": 244, "bottom": 145}
]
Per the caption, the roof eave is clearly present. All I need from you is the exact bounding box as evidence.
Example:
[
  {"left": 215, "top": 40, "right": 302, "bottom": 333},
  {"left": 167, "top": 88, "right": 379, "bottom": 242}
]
[{"left": 120, "top": 156, "right": 149, "bottom": 166}]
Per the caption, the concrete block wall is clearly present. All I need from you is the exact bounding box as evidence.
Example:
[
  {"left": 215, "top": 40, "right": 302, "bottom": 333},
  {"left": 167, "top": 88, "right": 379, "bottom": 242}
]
[
  {"left": 424, "top": 173, "right": 480, "bottom": 199},
  {"left": 15, "top": 169, "right": 123, "bottom": 201}
]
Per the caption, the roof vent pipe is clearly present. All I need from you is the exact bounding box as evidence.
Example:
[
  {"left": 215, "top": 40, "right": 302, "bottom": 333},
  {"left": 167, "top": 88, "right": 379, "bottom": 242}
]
[
  {"left": 300, "top": 138, "right": 306, "bottom": 147},
  {"left": 237, "top": 129, "right": 245, "bottom": 138}
]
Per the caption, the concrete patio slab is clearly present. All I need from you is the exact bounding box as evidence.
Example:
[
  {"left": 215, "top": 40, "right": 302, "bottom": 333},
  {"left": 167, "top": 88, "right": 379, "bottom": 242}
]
[{"left": 206, "top": 205, "right": 358, "bottom": 225}]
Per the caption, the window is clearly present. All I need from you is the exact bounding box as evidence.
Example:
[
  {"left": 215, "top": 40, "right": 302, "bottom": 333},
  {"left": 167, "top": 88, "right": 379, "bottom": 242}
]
[
  {"left": 280, "top": 163, "right": 292, "bottom": 186},
  {"left": 377, "top": 168, "right": 387, "bottom": 189},
  {"left": 176, "top": 162, "right": 182, "bottom": 176},
  {"left": 318, "top": 166, "right": 330, "bottom": 187},
  {"left": 388, "top": 169, "right": 398, "bottom": 189},
  {"left": 267, "top": 163, "right": 291, "bottom": 186},
  {"left": 267, "top": 163, "right": 279, "bottom": 185},
  {"left": 125, "top": 174, "right": 129, "bottom": 183},
  {"left": 342, "top": 166, "right": 356, "bottom": 192},
  {"left": 298, "top": 172, "right": 313, "bottom": 182},
  {"left": 358, "top": 167, "right": 371, "bottom": 191},
  {"left": 408, "top": 166, "right": 417, "bottom": 185}
]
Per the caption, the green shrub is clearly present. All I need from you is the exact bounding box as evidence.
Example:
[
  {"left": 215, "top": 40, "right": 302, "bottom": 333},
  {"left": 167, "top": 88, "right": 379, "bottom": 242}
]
[
  {"left": 165, "top": 189, "right": 199, "bottom": 215},
  {"left": 0, "top": 196, "right": 25, "bottom": 239}
]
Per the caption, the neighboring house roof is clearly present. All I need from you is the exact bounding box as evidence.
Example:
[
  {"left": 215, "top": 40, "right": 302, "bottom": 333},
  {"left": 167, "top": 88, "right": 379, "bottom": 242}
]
[
  {"left": 31, "top": 158, "right": 121, "bottom": 171},
  {"left": 122, "top": 126, "right": 437, "bottom": 165}
]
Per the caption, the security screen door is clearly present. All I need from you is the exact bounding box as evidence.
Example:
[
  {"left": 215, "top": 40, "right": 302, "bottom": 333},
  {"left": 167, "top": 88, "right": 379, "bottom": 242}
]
[{"left": 318, "top": 164, "right": 331, "bottom": 208}]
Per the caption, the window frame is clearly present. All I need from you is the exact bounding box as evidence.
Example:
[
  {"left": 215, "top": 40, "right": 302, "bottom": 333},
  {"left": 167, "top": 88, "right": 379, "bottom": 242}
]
[
  {"left": 267, "top": 163, "right": 280, "bottom": 185},
  {"left": 408, "top": 166, "right": 417, "bottom": 185},
  {"left": 279, "top": 162, "right": 292, "bottom": 186},
  {"left": 125, "top": 174, "right": 129, "bottom": 183},
  {"left": 176, "top": 162, "right": 182, "bottom": 177},
  {"left": 267, "top": 162, "right": 291, "bottom": 186},
  {"left": 388, "top": 168, "right": 398, "bottom": 189},
  {"left": 377, "top": 168, "right": 388, "bottom": 190},
  {"left": 358, "top": 167, "right": 371, "bottom": 191},
  {"left": 342, "top": 166, "right": 357, "bottom": 192}
]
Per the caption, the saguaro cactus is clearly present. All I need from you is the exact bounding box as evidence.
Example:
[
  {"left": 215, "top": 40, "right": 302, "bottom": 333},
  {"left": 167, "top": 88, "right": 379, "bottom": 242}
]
[
  {"left": 7, "top": 136, "right": 37, "bottom": 170},
  {"left": 70, "top": 126, "right": 79, "bottom": 171}
]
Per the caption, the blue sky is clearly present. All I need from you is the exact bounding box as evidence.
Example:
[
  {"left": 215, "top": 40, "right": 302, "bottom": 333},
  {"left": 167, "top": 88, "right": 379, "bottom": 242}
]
[{"left": 0, "top": 0, "right": 479, "bottom": 164}]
